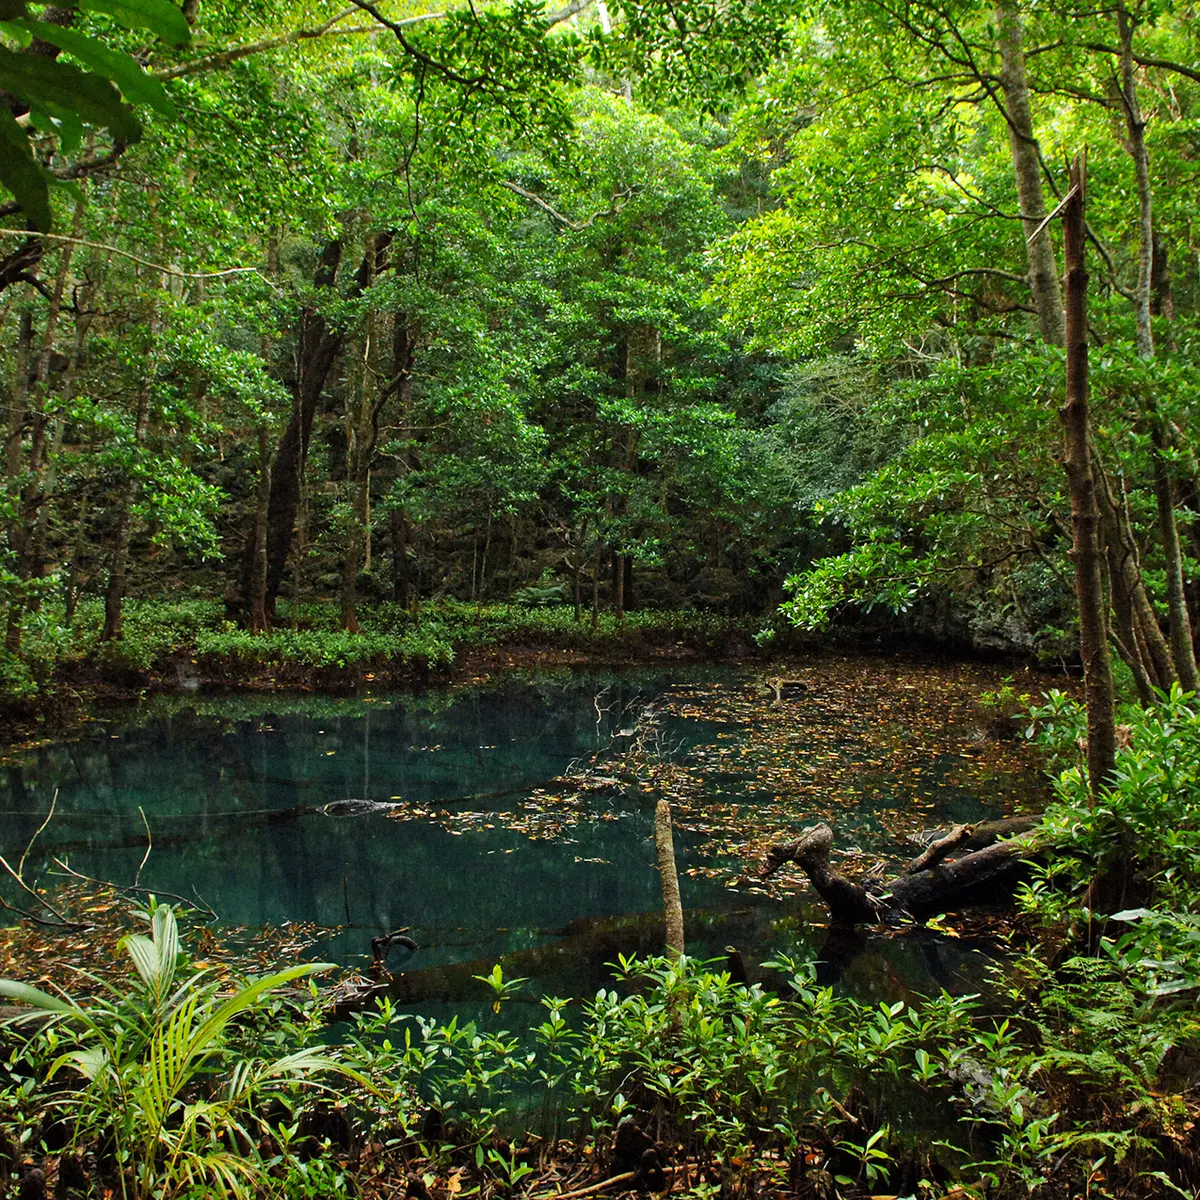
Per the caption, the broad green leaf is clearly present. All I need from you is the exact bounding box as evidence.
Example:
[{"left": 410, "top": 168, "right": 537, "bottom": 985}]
[
  {"left": 0, "top": 105, "right": 50, "bottom": 229},
  {"left": 77, "top": 0, "right": 190, "bottom": 45},
  {"left": 0, "top": 18, "right": 32, "bottom": 45},
  {"left": 190, "top": 963, "right": 336, "bottom": 1058},
  {"left": 122, "top": 933, "right": 166, "bottom": 991},
  {"left": 22, "top": 20, "right": 176, "bottom": 113},
  {"left": 0, "top": 978, "right": 80, "bottom": 1015},
  {"left": 61, "top": 1045, "right": 109, "bottom": 1080},
  {"left": 0, "top": 46, "right": 141, "bottom": 142},
  {"left": 261, "top": 1048, "right": 375, "bottom": 1089}
]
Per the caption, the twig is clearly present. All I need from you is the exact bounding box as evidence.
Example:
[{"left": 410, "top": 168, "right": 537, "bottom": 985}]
[
  {"left": 17, "top": 789, "right": 57, "bottom": 881},
  {"left": 1024, "top": 184, "right": 1078, "bottom": 246},
  {"left": 134, "top": 806, "right": 152, "bottom": 888},
  {"left": 0, "top": 793, "right": 80, "bottom": 927},
  {"left": 0, "top": 894, "right": 90, "bottom": 929},
  {"left": 50, "top": 858, "right": 218, "bottom": 920},
  {"left": 528, "top": 1168, "right": 672, "bottom": 1200}
]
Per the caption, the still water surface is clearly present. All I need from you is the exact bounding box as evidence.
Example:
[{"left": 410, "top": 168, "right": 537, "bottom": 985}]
[{"left": 0, "top": 662, "right": 1047, "bottom": 1003}]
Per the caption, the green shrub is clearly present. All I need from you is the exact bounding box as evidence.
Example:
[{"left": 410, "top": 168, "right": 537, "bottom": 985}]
[{"left": 0, "top": 903, "right": 347, "bottom": 1200}]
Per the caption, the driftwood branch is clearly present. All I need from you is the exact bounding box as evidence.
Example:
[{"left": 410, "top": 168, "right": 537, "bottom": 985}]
[
  {"left": 906, "top": 823, "right": 973, "bottom": 873},
  {"left": 49, "top": 859, "right": 219, "bottom": 920},
  {"left": 761, "top": 816, "right": 1043, "bottom": 927}
]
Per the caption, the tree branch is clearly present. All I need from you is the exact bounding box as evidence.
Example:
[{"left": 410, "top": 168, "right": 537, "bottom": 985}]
[
  {"left": 1083, "top": 42, "right": 1200, "bottom": 86},
  {"left": 0, "top": 229, "right": 268, "bottom": 283},
  {"left": 156, "top": 8, "right": 447, "bottom": 80},
  {"left": 500, "top": 180, "right": 631, "bottom": 230}
]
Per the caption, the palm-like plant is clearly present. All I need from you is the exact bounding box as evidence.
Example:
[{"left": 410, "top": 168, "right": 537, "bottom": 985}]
[{"left": 0, "top": 903, "right": 358, "bottom": 1200}]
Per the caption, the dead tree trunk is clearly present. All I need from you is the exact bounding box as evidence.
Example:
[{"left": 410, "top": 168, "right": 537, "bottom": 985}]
[
  {"left": 760, "top": 818, "right": 1041, "bottom": 927},
  {"left": 655, "top": 799, "right": 684, "bottom": 958},
  {"left": 1062, "top": 153, "right": 1116, "bottom": 797}
]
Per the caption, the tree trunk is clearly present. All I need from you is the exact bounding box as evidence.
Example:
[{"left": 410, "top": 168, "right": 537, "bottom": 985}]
[
  {"left": 6, "top": 226, "right": 78, "bottom": 650},
  {"left": 1114, "top": 9, "right": 1198, "bottom": 691},
  {"left": 390, "top": 506, "right": 410, "bottom": 608},
  {"left": 1153, "top": 435, "right": 1199, "bottom": 692},
  {"left": 101, "top": 381, "right": 151, "bottom": 643},
  {"left": 249, "top": 423, "right": 272, "bottom": 633},
  {"left": 655, "top": 799, "right": 684, "bottom": 958},
  {"left": 1093, "top": 457, "right": 1175, "bottom": 690},
  {"left": 4, "top": 309, "right": 33, "bottom": 483},
  {"left": 1061, "top": 154, "right": 1115, "bottom": 797},
  {"left": 995, "top": 2, "right": 1065, "bottom": 347},
  {"left": 257, "top": 239, "right": 345, "bottom": 616},
  {"left": 1150, "top": 232, "right": 1174, "bottom": 320}
]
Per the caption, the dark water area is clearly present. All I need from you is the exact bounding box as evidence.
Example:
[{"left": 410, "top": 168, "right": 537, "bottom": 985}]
[{"left": 0, "top": 659, "right": 1050, "bottom": 1010}]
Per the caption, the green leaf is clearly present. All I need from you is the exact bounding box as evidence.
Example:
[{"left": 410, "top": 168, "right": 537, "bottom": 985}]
[
  {"left": 0, "top": 978, "right": 80, "bottom": 1015},
  {"left": 0, "top": 18, "right": 32, "bottom": 45},
  {"left": 22, "top": 20, "right": 176, "bottom": 114},
  {"left": 0, "top": 106, "right": 51, "bottom": 230},
  {"left": 0, "top": 45, "right": 141, "bottom": 142},
  {"left": 77, "top": 0, "right": 190, "bottom": 45}
]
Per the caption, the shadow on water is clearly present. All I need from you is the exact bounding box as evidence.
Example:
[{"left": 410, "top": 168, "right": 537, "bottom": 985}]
[{"left": 0, "top": 660, "right": 1046, "bottom": 1013}]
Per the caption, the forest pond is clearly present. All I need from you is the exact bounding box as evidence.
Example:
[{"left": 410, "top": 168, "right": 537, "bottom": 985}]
[{"left": 0, "top": 656, "right": 1051, "bottom": 1012}]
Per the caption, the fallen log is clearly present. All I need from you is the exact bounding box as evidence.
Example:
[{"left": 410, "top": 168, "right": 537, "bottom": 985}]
[{"left": 761, "top": 817, "right": 1042, "bottom": 927}]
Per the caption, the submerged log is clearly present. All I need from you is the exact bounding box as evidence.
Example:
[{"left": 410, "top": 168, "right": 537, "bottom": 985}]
[{"left": 761, "top": 817, "right": 1042, "bottom": 927}]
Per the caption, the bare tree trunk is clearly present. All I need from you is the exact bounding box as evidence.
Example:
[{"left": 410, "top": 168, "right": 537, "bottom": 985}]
[
  {"left": 4, "top": 309, "right": 33, "bottom": 483},
  {"left": 655, "top": 799, "right": 684, "bottom": 958},
  {"left": 591, "top": 544, "right": 600, "bottom": 628},
  {"left": 1062, "top": 154, "right": 1115, "bottom": 797},
  {"left": 1150, "top": 232, "right": 1174, "bottom": 321},
  {"left": 1094, "top": 459, "right": 1175, "bottom": 690},
  {"left": 63, "top": 494, "right": 90, "bottom": 623},
  {"left": 995, "top": 2, "right": 1065, "bottom": 347}
]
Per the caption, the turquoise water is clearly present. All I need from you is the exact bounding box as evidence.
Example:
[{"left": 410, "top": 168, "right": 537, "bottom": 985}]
[{"left": 0, "top": 663, "right": 1043, "bottom": 1003}]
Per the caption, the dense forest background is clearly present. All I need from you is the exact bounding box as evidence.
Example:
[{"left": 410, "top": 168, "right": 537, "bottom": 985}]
[{"left": 0, "top": 0, "right": 1198, "bottom": 697}]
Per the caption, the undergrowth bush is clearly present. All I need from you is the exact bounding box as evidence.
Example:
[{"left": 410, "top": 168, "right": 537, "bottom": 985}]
[
  {"left": 0, "top": 600, "right": 748, "bottom": 702},
  {"left": 13, "top": 914, "right": 1185, "bottom": 1200}
]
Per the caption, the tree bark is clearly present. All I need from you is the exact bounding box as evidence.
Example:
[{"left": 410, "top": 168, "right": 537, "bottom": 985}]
[
  {"left": 101, "top": 381, "right": 151, "bottom": 642},
  {"left": 1113, "top": 10, "right": 1198, "bottom": 691},
  {"left": 1061, "top": 154, "right": 1116, "bottom": 797},
  {"left": 1153, "top": 434, "right": 1199, "bottom": 692},
  {"left": 390, "top": 506, "right": 410, "bottom": 608},
  {"left": 995, "top": 2, "right": 1065, "bottom": 347},
  {"left": 1093, "top": 457, "right": 1175, "bottom": 690},
  {"left": 6, "top": 226, "right": 78, "bottom": 650},
  {"left": 256, "top": 239, "right": 345, "bottom": 616}
]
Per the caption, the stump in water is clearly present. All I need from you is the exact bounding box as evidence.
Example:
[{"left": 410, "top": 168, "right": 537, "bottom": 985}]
[
  {"left": 655, "top": 798, "right": 685, "bottom": 958},
  {"left": 761, "top": 816, "right": 1042, "bottom": 927}
]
